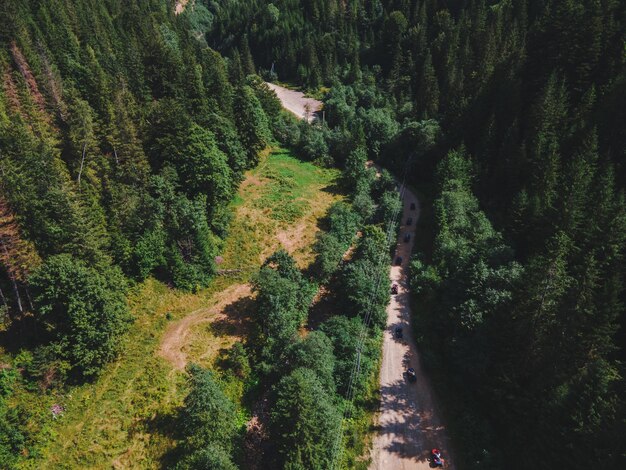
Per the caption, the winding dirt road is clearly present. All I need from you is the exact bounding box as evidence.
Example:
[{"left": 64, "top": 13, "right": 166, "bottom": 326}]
[
  {"left": 268, "top": 84, "right": 452, "bottom": 468},
  {"left": 266, "top": 83, "right": 322, "bottom": 122},
  {"left": 369, "top": 187, "right": 454, "bottom": 469}
]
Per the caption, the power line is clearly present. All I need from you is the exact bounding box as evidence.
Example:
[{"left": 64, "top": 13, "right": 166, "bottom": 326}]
[{"left": 329, "top": 154, "right": 414, "bottom": 469}]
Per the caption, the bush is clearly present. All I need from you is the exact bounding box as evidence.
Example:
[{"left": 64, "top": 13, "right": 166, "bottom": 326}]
[
  {"left": 285, "top": 332, "right": 336, "bottom": 393},
  {"left": 221, "top": 342, "right": 251, "bottom": 379},
  {"left": 180, "top": 365, "right": 238, "bottom": 451},
  {"left": 410, "top": 257, "right": 441, "bottom": 295},
  {"left": 252, "top": 251, "right": 315, "bottom": 363},
  {"left": 175, "top": 443, "right": 238, "bottom": 470},
  {"left": 312, "top": 233, "right": 345, "bottom": 281},
  {"left": 0, "top": 369, "right": 25, "bottom": 469},
  {"left": 30, "top": 255, "right": 131, "bottom": 378},
  {"left": 320, "top": 316, "right": 380, "bottom": 399}
]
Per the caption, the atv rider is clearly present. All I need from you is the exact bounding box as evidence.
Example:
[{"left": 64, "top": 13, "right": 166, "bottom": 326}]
[{"left": 431, "top": 448, "right": 444, "bottom": 466}]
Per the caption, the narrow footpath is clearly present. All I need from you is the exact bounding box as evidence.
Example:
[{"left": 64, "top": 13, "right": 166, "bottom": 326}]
[{"left": 369, "top": 186, "right": 454, "bottom": 469}]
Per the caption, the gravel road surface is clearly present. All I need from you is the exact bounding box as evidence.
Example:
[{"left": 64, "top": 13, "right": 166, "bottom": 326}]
[
  {"left": 268, "top": 83, "right": 453, "bottom": 468},
  {"left": 266, "top": 83, "right": 322, "bottom": 122},
  {"left": 369, "top": 186, "right": 454, "bottom": 470}
]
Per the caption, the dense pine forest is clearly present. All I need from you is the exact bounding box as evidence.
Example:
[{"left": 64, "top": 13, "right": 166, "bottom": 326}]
[
  {"left": 0, "top": 0, "right": 288, "bottom": 466},
  {"left": 0, "top": 0, "right": 625, "bottom": 469},
  {"left": 195, "top": 0, "right": 626, "bottom": 468}
]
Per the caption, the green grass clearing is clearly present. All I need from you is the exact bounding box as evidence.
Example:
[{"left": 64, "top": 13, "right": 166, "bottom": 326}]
[{"left": 6, "top": 148, "right": 342, "bottom": 469}]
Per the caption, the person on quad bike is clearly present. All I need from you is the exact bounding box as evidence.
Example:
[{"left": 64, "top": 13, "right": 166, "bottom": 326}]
[
  {"left": 391, "top": 283, "right": 398, "bottom": 294},
  {"left": 431, "top": 448, "right": 444, "bottom": 467}
]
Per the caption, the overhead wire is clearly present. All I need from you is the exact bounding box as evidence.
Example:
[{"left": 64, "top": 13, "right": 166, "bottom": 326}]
[{"left": 329, "top": 153, "right": 414, "bottom": 469}]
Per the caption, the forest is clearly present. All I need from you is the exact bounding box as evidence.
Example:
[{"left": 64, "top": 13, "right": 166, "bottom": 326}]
[
  {"left": 1, "top": 0, "right": 625, "bottom": 469},
  {"left": 200, "top": 1, "right": 626, "bottom": 466}
]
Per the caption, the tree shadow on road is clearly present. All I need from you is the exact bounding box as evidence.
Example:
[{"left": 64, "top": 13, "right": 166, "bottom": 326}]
[{"left": 376, "top": 377, "right": 450, "bottom": 465}]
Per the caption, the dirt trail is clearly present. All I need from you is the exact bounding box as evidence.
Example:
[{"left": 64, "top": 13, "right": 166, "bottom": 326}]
[
  {"left": 266, "top": 83, "right": 322, "bottom": 122},
  {"left": 369, "top": 187, "right": 454, "bottom": 469},
  {"left": 158, "top": 283, "right": 251, "bottom": 369}
]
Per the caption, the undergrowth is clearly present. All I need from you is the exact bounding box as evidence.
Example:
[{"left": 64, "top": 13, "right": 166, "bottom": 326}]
[{"left": 4, "top": 147, "right": 341, "bottom": 469}]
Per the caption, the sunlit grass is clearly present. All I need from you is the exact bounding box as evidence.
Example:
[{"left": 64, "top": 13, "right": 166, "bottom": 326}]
[{"left": 13, "top": 148, "right": 342, "bottom": 469}]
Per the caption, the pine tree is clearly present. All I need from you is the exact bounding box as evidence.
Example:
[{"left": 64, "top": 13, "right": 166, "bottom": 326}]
[
  {"left": 0, "top": 194, "right": 41, "bottom": 314},
  {"left": 528, "top": 74, "right": 568, "bottom": 222},
  {"left": 416, "top": 52, "right": 439, "bottom": 119},
  {"left": 239, "top": 35, "right": 255, "bottom": 76}
]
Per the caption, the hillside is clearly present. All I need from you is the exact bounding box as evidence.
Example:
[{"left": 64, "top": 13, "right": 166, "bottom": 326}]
[
  {"left": 5, "top": 148, "right": 340, "bottom": 469},
  {"left": 1, "top": 0, "right": 625, "bottom": 469},
  {"left": 201, "top": 0, "right": 626, "bottom": 468},
  {"left": 0, "top": 0, "right": 312, "bottom": 467}
]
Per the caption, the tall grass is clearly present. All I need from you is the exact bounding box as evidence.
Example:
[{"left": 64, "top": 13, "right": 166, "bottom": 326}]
[{"left": 8, "top": 148, "right": 342, "bottom": 469}]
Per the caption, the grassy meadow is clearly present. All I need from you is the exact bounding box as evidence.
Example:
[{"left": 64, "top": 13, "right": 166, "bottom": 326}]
[{"left": 5, "top": 148, "right": 341, "bottom": 469}]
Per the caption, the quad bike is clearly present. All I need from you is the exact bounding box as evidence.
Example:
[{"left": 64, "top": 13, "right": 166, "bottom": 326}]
[
  {"left": 391, "top": 283, "right": 398, "bottom": 294},
  {"left": 430, "top": 448, "right": 445, "bottom": 467}
]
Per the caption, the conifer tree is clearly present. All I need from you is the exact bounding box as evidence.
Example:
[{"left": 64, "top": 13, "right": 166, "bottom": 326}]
[{"left": 416, "top": 52, "right": 439, "bottom": 119}]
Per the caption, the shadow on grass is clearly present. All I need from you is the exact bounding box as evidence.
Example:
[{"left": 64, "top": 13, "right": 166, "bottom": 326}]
[
  {"left": 210, "top": 294, "right": 255, "bottom": 338},
  {"left": 142, "top": 406, "right": 187, "bottom": 469},
  {"left": 320, "top": 181, "right": 344, "bottom": 197},
  {"left": 306, "top": 275, "right": 344, "bottom": 330}
]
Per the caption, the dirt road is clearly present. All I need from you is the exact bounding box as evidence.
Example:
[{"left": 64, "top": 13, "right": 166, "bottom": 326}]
[
  {"left": 266, "top": 83, "right": 322, "bottom": 122},
  {"left": 369, "top": 187, "right": 454, "bottom": 469},
  {"left": 267, "top": 84, "right": 451, "bottom": 467},
  {"left": 158, "top": 283, "right": 252, "bottom": 369}
]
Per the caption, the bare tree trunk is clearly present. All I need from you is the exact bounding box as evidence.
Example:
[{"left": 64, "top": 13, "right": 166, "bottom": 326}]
[
  {"left": 25, "top": 285, "right": 34, "bottom": 311},
  {"left": 0, "top": 285, "right": 7, "bottom": 307},
  {"left": 0, "top": 240, "right": 22, "bottom": 313},
  {"left": 77, "top": 141, "right": 87, "bottom": 186},
  {"left": 113, "top": 146, "right": 119, "bottom": 165}
]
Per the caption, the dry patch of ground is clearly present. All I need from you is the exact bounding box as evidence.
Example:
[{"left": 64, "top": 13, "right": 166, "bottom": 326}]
[
  {"left": 159, "top": 283, "right": 252, "bottom": 370},
  {"left": 158, "top": 149, "right": 341, "bottom": 371},
  {"left": 21, "top": 148, "right": 341, "bottom": 469},
  {"left": 175, "top": 0, "right": 190, "bottom": 15}
]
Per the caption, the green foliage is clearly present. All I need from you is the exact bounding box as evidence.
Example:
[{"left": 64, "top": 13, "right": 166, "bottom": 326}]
[
  {"left": 175, "top": 443, "right": 238, "bottom": 470},
  {"left": 312, "top": 202, "right": 360, "bottom": 281},
  {"left": 311, "top": 232, "right": 345, "bottom": 282},
  {"left": 0, "top": 369, "right": 25, "bottom": 469},
  {"left": 286, "top": 331, "right": 336, "bottom": 393},
  {"left": 424, "top": 149, "right": 522, "bottom": 340},
  {"left": 358, "top": 107, "right": 399, "bottom": 159},
  {"left": 352, "top": 188, "right": 376, "bottom": 222},
  {"left": 373, "top": 190, "right": 401, "bottom": 227},
  {"left": 180, "top": 365, "right": 238, "bottom": 452},
  {"left": 0, "top": 0, "right": 277, "bottom": 384},
  {"left": 30, "top": 255, "right": 131, "bottom": 378},
  {"left": 2, "top": 0, "right": 625, "bottom": 468},
  {"left": 270, "top": 368, "right": 341, "bottom": 470},
  {"left": 326, "top": 203, "right": 361, "bottom": 243},
  {"left": 320, "top": 316, "right": 380, "bottom": 399},
  {"left": 252, "top": 250, "right": 315, "bottom": 365},
  {"left": 233, "top": 85, "right": 272, "bottom": 165},
  {"left": 141, "top": 170, "right": 218, "bottom": 290},
  {"left": 246, "top": 75, "right": 283, "bottom": 126},
  {"left": 297, "top": 122, "right": 330, "bottom": 163},
  {"left": 221, "top": 342, "right": 251, "bottom": 379},
  {"left": 343, "top": 147, "right": 370, "bottom": 193},
  {"left": 339, "top": 226, "right": 390, "bottom": 329}
]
